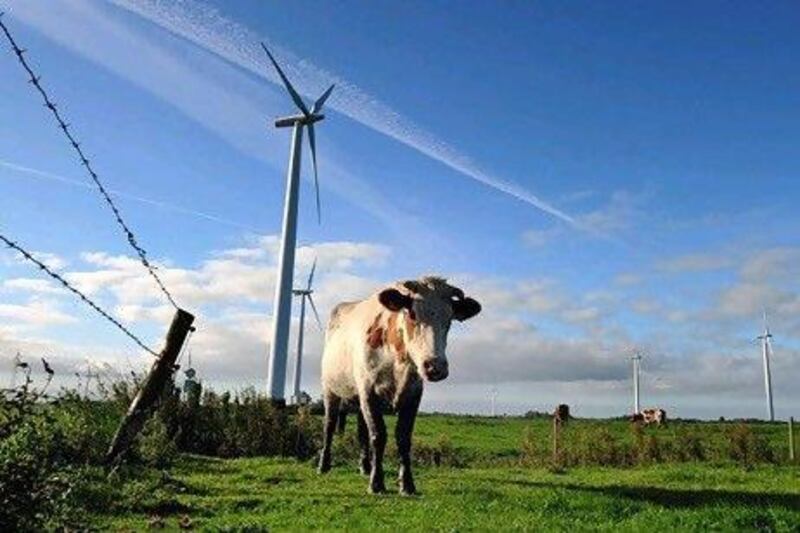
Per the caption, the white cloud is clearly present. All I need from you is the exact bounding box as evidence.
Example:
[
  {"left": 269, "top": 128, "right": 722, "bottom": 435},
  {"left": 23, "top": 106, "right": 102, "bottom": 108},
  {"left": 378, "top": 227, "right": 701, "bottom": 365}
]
[
  {"left": 658, "top": 253, "right": 732, "bottom": 273},
  {"left": 740, "top": 247, "right": 800, "bottom": 282},
  {"left": 521, "top": 228, "right": 559, "bottom": 248},
  {"left": 2, "top": 237, "right": 799, "bottom": 418},
  {"left": 574, "top": 190, "right": 646, "bottom": 236},
  {"left": 3, "top": 278, "right": 63, "bottom": 295},
  {"left": 614, "top": 273, "right": 643, "bottom": 287},
  {"left": 0, "top": 299, "right": 76, "bottom": 326},
  {"left": 706, "top": 246, "right": 800, "bottom": 322}
]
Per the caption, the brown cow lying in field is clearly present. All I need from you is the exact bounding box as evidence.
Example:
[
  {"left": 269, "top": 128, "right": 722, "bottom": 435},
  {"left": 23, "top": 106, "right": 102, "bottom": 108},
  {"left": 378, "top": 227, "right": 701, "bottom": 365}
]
[{"left": 317, "top": 277, "right": 481, "bottom": 494}]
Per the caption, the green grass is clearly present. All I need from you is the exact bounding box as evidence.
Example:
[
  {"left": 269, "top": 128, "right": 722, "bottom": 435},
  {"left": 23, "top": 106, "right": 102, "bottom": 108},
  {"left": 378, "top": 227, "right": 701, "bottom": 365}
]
[
  {"left": 96, "top": 458, "right": 800, "bottom": 531},
  {"left": 92, "top": 415, "right": 800, "bottom": 531}
]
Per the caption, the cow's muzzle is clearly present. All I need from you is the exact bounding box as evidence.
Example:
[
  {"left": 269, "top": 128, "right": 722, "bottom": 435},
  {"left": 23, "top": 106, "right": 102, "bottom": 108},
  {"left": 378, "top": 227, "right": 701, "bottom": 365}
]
[{"left": 422, "top": 360, "right": 449, "bottom": 382}]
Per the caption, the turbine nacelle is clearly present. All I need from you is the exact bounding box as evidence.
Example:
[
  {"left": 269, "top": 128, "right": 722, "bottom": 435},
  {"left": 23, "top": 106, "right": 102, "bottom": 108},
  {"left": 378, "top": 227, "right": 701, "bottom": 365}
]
[
  {"left": 275, "top": 113, "right": 325, "bottom": 128},
  {"left": 292, "top": 288, "right": 313, "bottom": 296}
]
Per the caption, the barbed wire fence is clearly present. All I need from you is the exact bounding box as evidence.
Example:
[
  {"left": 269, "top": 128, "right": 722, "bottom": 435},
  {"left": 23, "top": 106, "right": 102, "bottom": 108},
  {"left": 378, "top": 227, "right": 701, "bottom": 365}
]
[
  {"left": 0, "top": 13, "right": 179, "bottom": 310},
  {"left": 0, "top": 234, "right": 158, "bottom": 356},
  {"left": 0, "top": 15, "right": 198, "bottom": 461}
]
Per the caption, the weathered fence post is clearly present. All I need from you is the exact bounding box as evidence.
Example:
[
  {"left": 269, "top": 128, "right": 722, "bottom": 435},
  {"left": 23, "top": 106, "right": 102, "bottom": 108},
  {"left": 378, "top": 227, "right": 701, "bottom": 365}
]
[
  {"left": 790, "top": 417, "right": 796, "bottom": 463},
  {"left": 106, "top": 308, "right": 195, "bottom": 463},
  {"left": 552, "top": 415, "right": 560, "bottom": 464}
]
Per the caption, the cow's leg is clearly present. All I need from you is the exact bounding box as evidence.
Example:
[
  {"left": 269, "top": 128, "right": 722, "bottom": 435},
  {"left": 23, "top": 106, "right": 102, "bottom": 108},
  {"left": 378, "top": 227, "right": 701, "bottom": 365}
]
[
  {"left": 318, "top": 391, "right": 341, "bottom": 474},
  {"left": 356, "top": 410, "right": 371, "bottom": 476},
  {"left": 395, "top": 389, "right": 421, "bottom": 495},
  {"left": 359, "top": 392, "right": 387, "bottom": 494}
]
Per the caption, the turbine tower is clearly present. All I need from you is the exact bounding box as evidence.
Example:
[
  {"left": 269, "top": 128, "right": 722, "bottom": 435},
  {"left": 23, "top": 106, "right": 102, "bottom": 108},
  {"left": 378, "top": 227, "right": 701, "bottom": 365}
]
[
  {"left": 631, "top": 350, "right": 643, "bottom": 415},
  {"left": 757, "top": 311, "right": 775, "bottom": 422},
  {"left": 83, "top": 361, "right": 96, "bottom": 397},
  {"left": 10, "top": 352, "right": 22, "bottom": 389},
  {"left": 290, "top": 259, "right": 322, "bottom": 405},
  {"left": 262, "top": 44, "right": 334, "bottom": 404}
]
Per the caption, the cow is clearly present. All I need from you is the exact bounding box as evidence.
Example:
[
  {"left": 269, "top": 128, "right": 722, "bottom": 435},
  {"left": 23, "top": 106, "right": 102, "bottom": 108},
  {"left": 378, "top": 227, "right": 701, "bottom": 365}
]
[
  {"left": 317, "top": 276, "right": 481, "bottom": 495},
  {"left": 635, "top": 408, "right": 667, "bottom": 427},
  {"left": 642, "top": 408, "right": 667, "bottom": 426}
]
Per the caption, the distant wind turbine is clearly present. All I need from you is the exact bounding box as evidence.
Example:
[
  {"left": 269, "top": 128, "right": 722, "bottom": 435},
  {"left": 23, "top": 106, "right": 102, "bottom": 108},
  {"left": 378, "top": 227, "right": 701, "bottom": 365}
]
[
  {"left": 10, "top": 352, "right": 22, "bottom": 389},
  {"left": 756, "top": 311, "right": 775, "bottom": 422},
  {"left": 631, "top": 350, "right": 643, "bottom": 415},
  {"left": 290, "top": 259, "right": 322, "bottom": 405},
  {"left": 83, "top": 361, "right": 99, "bottom": 398},
  {"left": 262, "top": 44, "right": 334, "bottom": 404}
]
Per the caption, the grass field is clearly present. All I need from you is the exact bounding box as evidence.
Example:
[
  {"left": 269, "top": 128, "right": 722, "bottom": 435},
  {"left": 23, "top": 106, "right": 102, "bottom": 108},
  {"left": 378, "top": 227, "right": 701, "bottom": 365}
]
[{"left": 93, "top": 415, "right": 800, "bottom": 531}]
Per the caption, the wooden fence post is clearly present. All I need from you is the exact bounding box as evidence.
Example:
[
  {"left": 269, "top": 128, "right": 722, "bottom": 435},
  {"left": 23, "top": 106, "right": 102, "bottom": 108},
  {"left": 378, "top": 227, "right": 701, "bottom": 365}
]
[
  {"left": 106, "top": 308, "right": 195, "bottom": 463},
  {"left": 790, "top": 417, "right": 796, "bottom": 463},
  {"left": 552, "top": 415, "right": 560, "bottom": 464}
]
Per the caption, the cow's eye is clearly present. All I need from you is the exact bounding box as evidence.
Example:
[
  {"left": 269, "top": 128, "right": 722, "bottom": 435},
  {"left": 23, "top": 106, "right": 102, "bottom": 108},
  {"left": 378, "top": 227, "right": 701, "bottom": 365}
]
[{"left": 408, "top": 309, "right": 416, "bottom": 321}]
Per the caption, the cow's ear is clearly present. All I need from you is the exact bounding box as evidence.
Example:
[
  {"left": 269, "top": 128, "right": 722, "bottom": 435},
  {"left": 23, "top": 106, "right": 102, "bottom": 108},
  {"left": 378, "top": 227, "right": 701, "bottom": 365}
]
[
  {"left": 379, "top": 289, "right": 413, "bottom": 312},
  {"left": 452, "top": 297, "right": 481, "bottom": 322}
]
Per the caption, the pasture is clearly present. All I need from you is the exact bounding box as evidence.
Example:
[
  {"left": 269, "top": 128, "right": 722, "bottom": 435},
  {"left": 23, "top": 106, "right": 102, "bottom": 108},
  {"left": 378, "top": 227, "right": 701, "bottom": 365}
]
[{"left": 89, "top": 415, "right": 800, "bottom": 531}]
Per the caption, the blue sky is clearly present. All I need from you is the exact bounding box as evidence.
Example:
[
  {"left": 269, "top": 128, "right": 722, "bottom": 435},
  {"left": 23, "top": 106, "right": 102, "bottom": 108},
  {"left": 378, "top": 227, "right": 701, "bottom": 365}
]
[{"left": 1, "top": 0, "right": 798, "bottom": 418}]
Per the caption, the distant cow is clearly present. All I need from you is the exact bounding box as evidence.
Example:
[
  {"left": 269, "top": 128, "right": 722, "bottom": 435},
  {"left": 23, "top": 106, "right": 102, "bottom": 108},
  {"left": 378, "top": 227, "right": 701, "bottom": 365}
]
[
  {"left": 554, "top": 404, "right": 570, "bottom": 424},
  {"left": 639, "top": 408, "right": 667, "bottom": 426},
  {"left": 318, "top": 277, "right": 481, "bottom": 495}
]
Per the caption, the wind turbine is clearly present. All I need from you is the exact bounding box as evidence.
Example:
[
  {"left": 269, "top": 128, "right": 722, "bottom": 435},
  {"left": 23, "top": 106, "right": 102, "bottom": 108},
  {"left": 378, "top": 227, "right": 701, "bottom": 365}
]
[
  {"left": 83, "top": 360, "right": 99, "bottom": 398},
  {"left": 631, "top": 350, "right": 643, "bottom": 415},
  {"left": 290, "top": 259, "right": 322, "bottom": 405},
  {"left": 756, "top": 310, "right": 775, "bottom": 422},
  {"left": 10, "top": 352, "right": 22, "bottom": 389},
  {"left": 261, "top": 44, "right": 334, "bottom": 404},
  {"left": 490, "top": 385, "right": 499, "bottom": 417}
]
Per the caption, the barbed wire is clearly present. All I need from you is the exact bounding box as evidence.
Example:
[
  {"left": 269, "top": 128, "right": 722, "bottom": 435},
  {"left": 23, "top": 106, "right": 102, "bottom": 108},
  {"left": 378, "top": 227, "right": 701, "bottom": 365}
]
[
  {"left": 0, "top": 15, "right": 178, "bottom": 309},
  {"left": 0, "top": 233, "right": 159, "bottom": 357}
]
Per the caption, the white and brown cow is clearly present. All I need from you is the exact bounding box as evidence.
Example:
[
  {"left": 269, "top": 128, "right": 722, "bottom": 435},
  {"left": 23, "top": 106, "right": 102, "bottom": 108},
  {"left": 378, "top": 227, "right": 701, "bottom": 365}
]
[
  {"left": 317, "top": 276, "right": 481, "bottom": 494},
  {"left": 639, "top": 408, "right": 667, "bottom": 426}
]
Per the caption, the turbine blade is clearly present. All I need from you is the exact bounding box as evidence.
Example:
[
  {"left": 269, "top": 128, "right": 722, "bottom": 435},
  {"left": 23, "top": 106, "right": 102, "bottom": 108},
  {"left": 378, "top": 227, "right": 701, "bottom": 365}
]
[
  {"left": 307, "top": 123, "right": 322, "bottom": 224},
  {"left": 260, "top": 43, "right": 309, "bottom": 115},
  {"left": 308, "top": 294, "right": 323, "bottom": 331},
  {"left": 307, "top": 257, "right": 317, "bottom": 290},
  {"left": 311, "top": 84, "right": 335, "bottom": 114}
]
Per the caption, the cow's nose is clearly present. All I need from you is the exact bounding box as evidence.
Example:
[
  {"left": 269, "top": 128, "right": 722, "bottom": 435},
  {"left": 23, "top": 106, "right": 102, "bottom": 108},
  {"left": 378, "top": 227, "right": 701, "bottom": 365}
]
[{"left": 423, "top": 360, "right": 448, "bottom": 381}]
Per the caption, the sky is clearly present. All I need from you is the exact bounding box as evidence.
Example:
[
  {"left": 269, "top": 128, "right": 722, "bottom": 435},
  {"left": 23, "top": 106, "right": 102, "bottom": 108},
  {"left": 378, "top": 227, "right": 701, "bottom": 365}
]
[{"left": 1, "top": 0, "right": 799, "bottom": 419}]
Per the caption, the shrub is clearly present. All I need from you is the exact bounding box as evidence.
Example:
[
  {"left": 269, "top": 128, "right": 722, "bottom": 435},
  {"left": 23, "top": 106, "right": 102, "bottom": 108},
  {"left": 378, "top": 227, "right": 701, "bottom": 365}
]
[
  {"left": 570, "top": 426, "right": 635, "bottom": 467},
  {"left": 137, "top": 417, "right": 178, "bottom": 469},
  {"left": 674, "top": 428, "right": 706, "bottom": 461},
  {"left": 0, "top": 361, "right": 93, "bottom": 530},
  {"left": 727, "top": 423, "right": 774, "bottom": 467}
]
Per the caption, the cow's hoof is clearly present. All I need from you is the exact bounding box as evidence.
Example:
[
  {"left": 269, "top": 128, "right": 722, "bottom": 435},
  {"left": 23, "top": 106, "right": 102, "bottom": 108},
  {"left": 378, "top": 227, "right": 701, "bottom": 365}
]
[
  {"left": 398, "top": 477, "right": 416, "bottom": 496},
  {"left": 368, "top": 480, "right": 386, "bottom": 494},
  {"left": 399, "top": 485, "right": 417, "bottom": 496},
  {"left": 318, "top": 462, "right": 331, "bottom": 474}
]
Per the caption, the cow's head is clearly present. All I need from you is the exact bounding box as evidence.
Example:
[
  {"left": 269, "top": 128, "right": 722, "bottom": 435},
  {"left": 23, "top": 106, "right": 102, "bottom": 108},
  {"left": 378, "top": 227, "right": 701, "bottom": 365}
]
[{"left": 378, "top": 277, "right": 481, "bottom": 382}]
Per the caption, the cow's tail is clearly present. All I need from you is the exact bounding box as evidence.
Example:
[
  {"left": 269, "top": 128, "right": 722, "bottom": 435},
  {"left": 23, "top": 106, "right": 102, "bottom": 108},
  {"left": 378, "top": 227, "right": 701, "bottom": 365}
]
[{"left": 336, "top": 410, "right": 347, "bottom": 435}]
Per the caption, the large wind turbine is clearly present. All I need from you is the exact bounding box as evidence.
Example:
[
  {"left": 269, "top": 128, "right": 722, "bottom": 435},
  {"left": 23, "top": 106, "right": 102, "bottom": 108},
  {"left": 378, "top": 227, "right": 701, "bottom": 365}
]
[
  {"left": 262, "top": 45, "right": 334, "bottom": 404},
  {"left": 756, "top": 311, "right": 775, "bottom": 422},
  {"left": 290, "top": 259, "right": 322, "bottom": 405}
]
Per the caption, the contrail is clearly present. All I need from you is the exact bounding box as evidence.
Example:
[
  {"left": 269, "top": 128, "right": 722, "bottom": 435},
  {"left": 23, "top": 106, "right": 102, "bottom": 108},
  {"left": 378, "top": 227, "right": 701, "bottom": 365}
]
[
  {"left": 107, "top": 0, "right": 576, "bottom": 226},
  {"left": 0, "top": 159, "right": 259, "bottom": 232}
]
